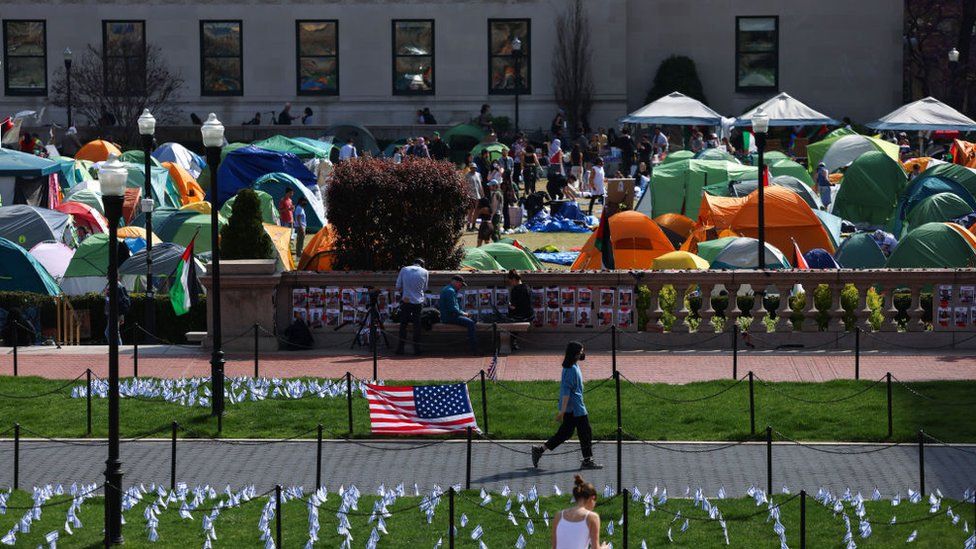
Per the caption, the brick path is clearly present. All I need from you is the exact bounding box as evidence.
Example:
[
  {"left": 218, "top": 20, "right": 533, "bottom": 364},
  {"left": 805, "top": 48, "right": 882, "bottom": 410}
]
[
  {"left": 2, "top": 438, "right": 974, "bottom": 497},
  {"left": 4, "top": 345, "right": 976, "bottom": 383}
]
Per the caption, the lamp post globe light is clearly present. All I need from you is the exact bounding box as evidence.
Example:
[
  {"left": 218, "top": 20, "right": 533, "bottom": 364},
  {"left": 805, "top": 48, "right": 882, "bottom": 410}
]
[
  {"left": 138, "top": 109, "right": 157, "bottom": 340},
  {"left": 98, "top": 154, "right": 128, "bottom": 546},
  {"left": 63, "top": 48, "right": 73, "bottom": 127},
  {"left": 201, "top": 113, "right": 226, "bottom": 420},
  {"left": 511, "top": 36, "right": 523, "bottom": 132},
  {"left": 949, "top": 47, "right": 961, "bottom": 63},
  {"left": 751, "top": 109, "right": 770, "bottom": 270}
]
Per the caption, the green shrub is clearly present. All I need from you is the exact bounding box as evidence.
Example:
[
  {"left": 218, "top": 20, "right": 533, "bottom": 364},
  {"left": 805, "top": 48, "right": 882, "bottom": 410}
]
[{"left": 220, "top": 188, "right": 276, "bottom": 260}]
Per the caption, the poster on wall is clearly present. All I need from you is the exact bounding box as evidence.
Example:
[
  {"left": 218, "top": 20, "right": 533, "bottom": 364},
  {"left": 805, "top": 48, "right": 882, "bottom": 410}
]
[
  {"left": 531, "top": 288, "right": 545, "bottom": 309},
  {"left": 533, "top": 308, "right": 545, "bottom": 327},
  {"left": 546, "top": 308, "right": 559, "bottom": 328},
  {"left": 955, "top": 307, "right": 969, "bottom": 328},
  {"left": 617, "top": 307, "right": 633, "bottom": 329},
  {"left": 577, "top": 308, "right": 592, "bottom": 328},
  {"left": 971, "top": 306, "right": 976, "bottom": 327},
  {"left": 599, "top": 308, "right": 614, "bottom": 327},
  {"left": 599, "top": 288, "right": 615, "bottom": 308},
  {"left": 576, "top": 287, "right": 592, "bottom": 309},
  {"left": 960, "top": 286, "right": 974, "bottom": 305},
  {"left": 937, "top": 306, "right": 950, "bottom": 328},
  {"left": 341, "top": 288, "right": 355, "bottom": 309},
  {"left": 293, "top": 288, "right": 309, "bottom": 309},
  {"left": 546, "top": 287, "right": 560, "bottom": 309},
  {"left": 341, "top": 308, "right": 356, "bottom": 324},
  {"left": 560, "top": 287, "right": 576, "bottom": 308},
  {"left": 618, "top": 288, "right": 634, "bottom": 309},
  {"left": 938, "top": 285, "right": 952, "bottom": 305},
  {"left": 325, "top": 287, "right": 340, "bottom": 309},
  {"left": 561, "top": 307, "right": 575, "bottom": 326},
  {"left": 308, "top": 308, "right": 324, "bottom": 329},
  {"left": 495, "top": 288, "right": 510, "bottom": 309},
  {"left": 326, "top": 309, "right": 340, "bottom": 327}
]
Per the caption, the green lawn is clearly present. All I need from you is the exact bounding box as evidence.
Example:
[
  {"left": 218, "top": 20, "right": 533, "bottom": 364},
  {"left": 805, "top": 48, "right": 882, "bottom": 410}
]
[
  {"left": 0, "top": 489, "right": 967, "bottom": 547},
  {"left": 1, "top": 376, "right": 973, "bottom": 443}
]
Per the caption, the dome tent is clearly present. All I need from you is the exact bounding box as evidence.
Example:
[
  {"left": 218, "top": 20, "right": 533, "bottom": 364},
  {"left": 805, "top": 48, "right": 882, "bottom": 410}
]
[
  {"left": 0, "top": 205, "right": 73, "bottom": 249},
  {"left": 651, "top": 251, "right": 709, "bottom": 270},
  {"left": 155, "top": 211, "right": 228, "bottom": 255},
  {"left": 119, "top": 242, "right": 205, "bottom": 293},
  {"left": 75, "top": 140, "right": 122, "bottom": 162},
  {"left": 818, "top": 134, "right": 901, "bottom": 172},
  {"left": 730, "top": 175, "right": 823, "bottom": 210},
  {"left": 29, "top": 241, "right": 74, "bottom": 282},
  {"left": 461, "top": 247, "right": 505, "bottom": 271},
  {"left": 253, "top": 172, "right": 325, "bottom": 232},
  {"left": 803, "top": 248, "right": 840, "bottom": 269},
  {"left": 0, "top": 237, "right": 60, "bottom": 295},
  {"left": 220, "top": 189, "right": 280, "bottom": 225},
  {"left": 886, "top": 222, "right": 976, "bottom": 268},
  {"left": 298, "top": 225, "right": 336, "bottom": 271},
  {"left": 214, "top": 146, "right": 318, "bottom": 207},
  {"left": 153, "top": 142, "right": 206, "bottom": 178},
  {"left": 476, "top": 242, "right": 542, "bottom": 271},
  {"left": 571, "top": 211, "right": 675, "bottom": 270},
  {"left": 904, "top": 192, "right": 975, "bottom": 235},
  {"left": 832, "top": 151, "right": 908, "bottom": 226},
  {"left": 890, "top": 166, "right": 976, "bottom": 236},
  {"left": 61, "top": 233, "right": 131, "bottom": 295},
  {"left": 710, "top": 237, "right": 792, "bottom": 270},
  {"left": 835, "top": 233, "right": 887, "bottom": 269}
]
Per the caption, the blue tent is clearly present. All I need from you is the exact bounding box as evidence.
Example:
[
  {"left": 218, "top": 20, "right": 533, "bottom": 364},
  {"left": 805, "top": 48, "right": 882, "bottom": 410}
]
[
  {"left": 253, "top": 172, "right": 326, "bottom": 232},
  {"left": 213, "top": 146, "right": 317, "bottom": 207},
  {"left": 0, "top": 148, "right": 60, "bottom": 177},
  {"left": 152, "top": 142, "right": 206, "bottom": 176},
  {"left": 0, "top": 237, "right": 60, "bottom": 295},
  {"left": 803, "top": 248, "right": 840, "bottom": 269}
]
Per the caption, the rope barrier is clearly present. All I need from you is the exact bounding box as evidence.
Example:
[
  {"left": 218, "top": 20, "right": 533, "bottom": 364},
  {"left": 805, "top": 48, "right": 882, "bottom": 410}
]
[
  {"left": 861, "top": 330, "right": 976, "bottom": 351},
  {"left": 772, "top": 429, "right": 905, "bottom": 455},
  {"left": 744, "top": 329, "right": 853, "bottom": 351},
  {"left": 302, "top": 495, "right": 430, "bottom": 517},
  {"left": 0, "top": 370, "right": 87, "bottom": 399},
  {"left": 890, "top": 374, "right": 976, "bottom": 406},
  {"left": 500, "top": 327, "right": 613, "bottom": 349},
  {"left": 475, "top": 431, "right": 603, "bottom": 456},
  {"left": 618, "top": 372, "right": 744, "bottom": 403},
  {"left": 616, "top": 329, "right": 728, "bottom": 349},
  {"left": 620, "top": 431, "right": 749, "bottom": 454},
  {"left": 177, "top": 424, "right": 320, "bottom": 445},
  {"left": 921, "top": 432, "right": 976, "bottom": 456},
  {"left": 753, "top": 374, "right": 886, "bottom": 404}
]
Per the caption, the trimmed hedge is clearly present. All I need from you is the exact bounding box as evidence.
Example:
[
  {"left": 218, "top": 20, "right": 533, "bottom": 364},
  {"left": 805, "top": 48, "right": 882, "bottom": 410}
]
[{"left": 0, "top": 292, "right": 207, "bottom": 345}]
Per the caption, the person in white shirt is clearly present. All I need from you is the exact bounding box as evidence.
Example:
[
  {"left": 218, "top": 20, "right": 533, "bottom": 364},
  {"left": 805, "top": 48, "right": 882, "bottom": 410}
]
[
  {"left": 586, "top": 157, "right": 606, "bottom": 215},
  {"left": 395, "top": 259, "right": 428, "bottom": 355},
  {"left": 651, "top": 127, "right": 669, "bottom": 157},
  {"left": 551, "top": 475, "right": 608, "bottom": 549},
  {"left": 338, "top": 138, "right": 358, "bottom": 161}
]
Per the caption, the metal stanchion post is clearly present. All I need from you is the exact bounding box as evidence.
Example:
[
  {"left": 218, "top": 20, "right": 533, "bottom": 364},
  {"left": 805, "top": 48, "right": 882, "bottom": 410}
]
[
  {"left": 448, "top": 487, "right": 456, "bottom": 549},
  {"left": 918, "top": 430, "right": 925, "bottom": 495},
  {"left": 614, "top": 370, "right": 622, "bottom": 432},
  {"left": 748, "top": 371, "right": 756, "bottom": 435},
  {"left": 492, "top": 322, "right": 498, "bottom": 354},
  {"left": 480, "top": 370, "right": 489, "bottom": 435},
  {"left": 854, "top": 327, "right": 860, "bottom": 380},
  {"left": 316, "top": 424, "right": 323, "bottom": 489},
  {"left": 886, "top": 372, "right": 893, "bottom": 438},
  {"left": 86, "top": 369, "right": 92, "bottom": 436},
  {"left": 371, "top": 316, "right": 378, "bottom": 381},
  {"left": 800, "top": 490, "right": 806, "bottom": 549},
  {"left": 253, "top": 323, "right": 259, "bottom": 379},
  {"left": 732, "top": 324, "right": 738, "bottom": 380},
  {"left": 12, "top": 327, "right": 17, "bottom": 376},
  {"left": 170, "top": 422, "right": 177, "bottom": 491},
  {"left": 622, "top": 488, "right": 629, "bottom": 548},
  {"left": 466, "top": 426, "right": 472, "bottom": 490},
  {"left": 13, "top": 423, "right": 19, "bottom": 490},
  {"left": 616, "top": 426, "right": 623, "bottom": 492},
  {"left": 611, "top": 325, "right": 617, "bottom": 375},
  {"left": 133, "top": 324, "right": 139, "bottom": 377},
  {"left": 275, "top": 484, "right": 282, "bottom": 549},
  {"left": 346, "top": 372, "right": 353, "bottom": 437},
  {"left": 766, "top": 425, "right": 772, "bottom": 495}
]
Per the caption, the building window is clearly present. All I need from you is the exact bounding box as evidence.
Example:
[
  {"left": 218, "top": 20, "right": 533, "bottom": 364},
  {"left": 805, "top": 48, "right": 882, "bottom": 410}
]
[
  {"left": 103, "top": 20, "right": 146, "bottom": 96},
  {"left": 200, "top": 20, "right": 243, "bottom": 96},
  {"left": 3, "top": 20, "right": 46, "bottom": 96},
  {"left": 297, "top": 20, "right": 338, "bottom": 96},
  {"left": 735, "top": 16, "right": 778, "bottom": 92},
  {"left": 488, "top": 19, "right": 530, "bottom": 95},
  {"left": 392, "top": 19, "right": 434, "bottom": 95}
]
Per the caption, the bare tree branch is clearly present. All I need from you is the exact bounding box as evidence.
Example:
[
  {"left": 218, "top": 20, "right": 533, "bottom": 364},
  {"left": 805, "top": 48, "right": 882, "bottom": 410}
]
[{"left": 552, "top": 0, "right": 594, "bottom": 132}]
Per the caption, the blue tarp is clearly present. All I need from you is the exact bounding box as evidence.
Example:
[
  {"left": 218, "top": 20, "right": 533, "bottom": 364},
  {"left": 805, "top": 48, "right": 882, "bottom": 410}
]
[
  {"left": 525, "top": 210, "right": 595, "bottom": 233},
  {"left": 213, "top": 146, "right": 317, "bottom": 207},
  {"left": 533, "top": 251, "right": 581, "bottom": 266}
]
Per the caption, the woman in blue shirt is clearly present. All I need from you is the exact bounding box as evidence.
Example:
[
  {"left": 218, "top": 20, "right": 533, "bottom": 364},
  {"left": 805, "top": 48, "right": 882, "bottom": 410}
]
[{"left": 531, "top": 341, "right": 603, "bottom": 470}]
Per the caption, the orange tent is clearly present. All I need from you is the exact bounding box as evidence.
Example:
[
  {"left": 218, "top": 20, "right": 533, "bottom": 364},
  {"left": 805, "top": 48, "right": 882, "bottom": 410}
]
[
  {"left": 122, "top": 187, "right": 141, "bottom": 224},
  {"left": 728, "top": 186, "right": 835, "bottom": 254},
  {"left": 903, "top": 157, "right": 932, "bottom": 173},
  {"left": 947, "top": 222, "right": 976, "bottom": 251},
  {"left": 697, "top": 194, "right": 747, "bottom": 230},
  {"left": 950, "top": 139, "right": 976, "bottom": 168},
  {"left": 75, "top": 140, "right": 122, "bottom": 162},
  {"left": 570, "top": 211, "right": 675, "bottom": 270},
  {"left": 163, "top": 162, "right": 205, "bottom": 205},
  {"left": 653, "top": 213, "right": 695, "bottom": 239},
  {"left": 298, "top": 226, "right": 336, "bottom": 271}
]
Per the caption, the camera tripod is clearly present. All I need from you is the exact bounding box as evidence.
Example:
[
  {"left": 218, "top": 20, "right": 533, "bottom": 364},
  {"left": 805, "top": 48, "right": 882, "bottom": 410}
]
[{"left": 347, "top": 290, "right": 390, "bottom": 350}]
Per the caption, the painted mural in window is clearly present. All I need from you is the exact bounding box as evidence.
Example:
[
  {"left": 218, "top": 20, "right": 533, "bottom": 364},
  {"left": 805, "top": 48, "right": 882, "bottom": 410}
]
[
  {"left": 736, "top": 16, "right": 778, "bottom": 91},
  {"left": 489, "top": 19, "right": 529, "bottom": 94},
  {"left": 103, "top": 21, "right": 146, "bottom": 96},
  {"left": 201, "top": 20, "right": 243, "bottom": 96},
  {"left": 3, "top": 20, "right": 46, "bottom": 95},
  {"left": 297, "top": 20, "right": 338, "bottom": 95},
  {"left": 393, "top": 20, "right": 433, "bottom": 94}
]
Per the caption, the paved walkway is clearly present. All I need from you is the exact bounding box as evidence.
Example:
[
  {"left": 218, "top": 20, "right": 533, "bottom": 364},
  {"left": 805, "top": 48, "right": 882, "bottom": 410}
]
[
  {"left": 1, "top": 439, "right": 974, "bottom": 497},
  {"left": 3, "top": 345, "right": 976, "bottom": 382}
]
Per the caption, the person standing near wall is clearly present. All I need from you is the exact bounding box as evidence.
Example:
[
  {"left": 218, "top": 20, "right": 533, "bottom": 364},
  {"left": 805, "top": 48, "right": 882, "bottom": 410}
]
[
  {"left": 395, "top": 259, "right": 428, "bottom": 355},
  {"left": 439, "top": 275, "right": 477, "bottom": 354},
  {"left": 278, "top": 188, "right": 294, "bottom": 229}
]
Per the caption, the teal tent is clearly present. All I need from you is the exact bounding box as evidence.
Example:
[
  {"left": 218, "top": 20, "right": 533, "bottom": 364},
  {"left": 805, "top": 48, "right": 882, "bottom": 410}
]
[
  {"left": 891, "top": 167, "right": 976, "bottom": 236},
  {"left": 0, "top": 148, "right": 61, "bottom": 177},
  {"left": 835, "top": 233, "right": 887, "bottom": 269},
  {"left": 0, "top": 237, "right": 60, "bottom": 295},
  {"left": 441, "top": 124, "right": 486, "bottom": 150},
  {"left": 61, "top": 233, "right": 130, "bottom": 295},
  {"left": 63, "top": 188, "right": 105, "bottom": 215},
  {"left": 886, "top": 222, "right": 976, "bottom": 268},
  {"left": 123, "top": 163, "right": 182, "bottom": 209},
  {"left": 694, "top": 236, "right": 740, "bottom": 264},
  {"left": 154, "top": 210, "right": 228, "bottom": 254},
  {"left": 832, "top": 151, "right": 908, "bottom": 225},
  {"left": 253, "top": 135, "right": 331, "bottom": 159},
  {"left": 120, "top": 150, "right": 163, "bottom": 168},
  {"left": 253, "top": 172, "right": 325, "bottom": 232},
  {"left": 220, "top": 189, "right": 280, "bottom": 225},
  {"left": 709, "top": 237, "right": 791, "bottom": 270}
]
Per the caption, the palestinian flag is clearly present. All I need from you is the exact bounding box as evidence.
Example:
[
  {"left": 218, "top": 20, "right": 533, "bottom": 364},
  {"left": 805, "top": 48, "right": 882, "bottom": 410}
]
[
  {"left": 594, "top": 209, "right": 615, "bottom": 270},
  {"left": 169, "top": 236, "right": 199, "bottom": 316},
  {"left": 742, "top": 131, "right": 757, "bottom": 154}
]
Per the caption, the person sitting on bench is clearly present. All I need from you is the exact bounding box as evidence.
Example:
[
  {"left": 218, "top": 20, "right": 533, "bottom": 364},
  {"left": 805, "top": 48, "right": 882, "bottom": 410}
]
[{"left": 439, "top": 275, "right": 478, "bottom": 355}]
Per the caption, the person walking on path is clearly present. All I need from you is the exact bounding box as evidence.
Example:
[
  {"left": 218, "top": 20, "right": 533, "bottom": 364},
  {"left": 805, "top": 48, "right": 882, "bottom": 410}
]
[
  {"left": 439, "top": 275, "right": 477, "bottom": 354},
  {"left": 395, "top": 259, "right": 428, "bottom": 355},
  {"left": 551, "top": 475, "right": 609, "bottom": 549},
  {"left": 532, "top": 341, "right": 603, "bottom": 470}
]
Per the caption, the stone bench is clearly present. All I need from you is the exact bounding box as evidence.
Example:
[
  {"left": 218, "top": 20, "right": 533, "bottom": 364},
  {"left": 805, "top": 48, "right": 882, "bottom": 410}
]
[{"left": 430, "top": 322, "right": 531, "bottom": 354}]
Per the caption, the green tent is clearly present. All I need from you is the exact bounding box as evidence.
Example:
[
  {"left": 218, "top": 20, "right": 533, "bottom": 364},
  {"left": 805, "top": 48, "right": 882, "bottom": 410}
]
[
  {"left": 806, "top": 133, "right": 899, "bottom": 173},
  {"left": 835, "top": 233, "right": 887, "bottom": 269},
  {"left": 63, "top": 188, "right": 105, "bottom": 215},
  {"left": 61, "top": 233, "right": 130, "bottom": 295},
  {"left": 886, "top": 222, "right": 976, "bottom": 268},
  {"left": 0, "top": 237, "right": 60, "bottom": 295},
  {"left": 220, "top": 189, "right": 280, "bottom": 225},
  {"left": 477, "top": 242, "right": 543, "bottom": 270},
  {"left": 120, "top": 150, "right": 163, "bottom": 168},
  {"left": 824, "top": 127, "right": 858, "bottom": 140},
  {"left": 253, "top": 135, "right": 331, "bottom": 159},
  {"left": 832, "top": 151, "right": 908, "bottom": 225},
  {"left": 123, "top": 163, "right": 181, "bottom": 209},
  {"left": 220, "top": 142, "right": 250, "bottom": 161},
  {"left": 767, "top": 158, "right": 815, "bottom": 187},
  {"left": 661, "top": 150, "right": 694, "bottom": 164},
  {"left": 921, "top": 162, "right": 976, "bottom": 199},
  {"left": 461, "top": 247, "right": 504, "bottom": 271},
  {"left": 442, "top": 124, "right": 486, "bottom": 149},
  {"left": 695, "top": 148, "right": 739, "bottom": 163},
  {"left": 694, "top": 236, "right": 739, "bottom": 264},
  {"left": 471, "top": 142, "right": 509, "bottom": 162},
  {"left": 130, "top": 206, "right": 179, "bottom": 232},
  {"left": 156, "top": 211, "right": 228, "bottom": 254},
  {"left": 904, "top": 192, "right": 975, "bottom": 234}
]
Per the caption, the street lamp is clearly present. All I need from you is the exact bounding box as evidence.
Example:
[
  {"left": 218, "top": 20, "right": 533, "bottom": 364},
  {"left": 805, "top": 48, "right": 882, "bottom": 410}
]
[
  {"left": 63, "top": 48, "right": 73, "bottom": 127},
  {"left": 751, "top": 109, "right": 770, "bottom": 270},
  {"left": 511, "top": 37, "right": 523, "bottom": 132},
  {"left": 200, "top": 113, "right": 225, "bottom": 420},
  {"left": 137, "top": 109, "right": 157, "bottom": 340},
  {"left": 98, "top": 154, "right": 128, "bottom": 546}
]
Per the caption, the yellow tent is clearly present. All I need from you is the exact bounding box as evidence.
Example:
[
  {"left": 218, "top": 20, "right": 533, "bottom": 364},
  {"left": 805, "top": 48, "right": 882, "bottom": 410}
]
[
  {"left": 181, "top": 201, "right": 212, "bottom": 215},
  {"left": 116, "top": 226, "right": 160, "bottom": 246},
  {"left": 263, "top": 223, "right": 295, "bottom": 271},
  {"left": 651, "top": 251, "right": 709, "bottom": 270}
]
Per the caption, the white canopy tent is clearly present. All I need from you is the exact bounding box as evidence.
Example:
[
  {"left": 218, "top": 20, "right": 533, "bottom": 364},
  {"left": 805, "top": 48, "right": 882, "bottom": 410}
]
[
  {"left": 734, "top": 92, "right": 839, "bottom": 127},
  {"left": 867, "top": 96, "right": 976, "bottom": 132},
  {"left": 620, "top": 91, "right": 725, "bottom": 126}
]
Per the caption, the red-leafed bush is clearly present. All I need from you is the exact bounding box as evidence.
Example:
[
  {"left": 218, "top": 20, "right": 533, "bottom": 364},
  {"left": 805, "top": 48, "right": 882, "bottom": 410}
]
[{"left": 327, "top": 157, "right": 467, "bottom": 270}]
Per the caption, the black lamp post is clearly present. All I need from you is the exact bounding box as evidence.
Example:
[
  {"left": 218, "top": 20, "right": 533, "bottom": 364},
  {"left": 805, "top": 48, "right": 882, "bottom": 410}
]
[
  {"left": 752, "top": 110, "right": 769, "bottom": 269},
  {"left": 63, "top": 48, "right": 73, "bottom": 127},
  {"left": 201, "top": 113, "right": 225, "bottom": 419},
  {"left": 137, "top": 109, "right": 156, "bottom": 340},
  {"left": 98, "top": 155, "right": 128, "bottom": 546},
  {"left": 512, "top": 37, "right": 523, "bottom": 132}
]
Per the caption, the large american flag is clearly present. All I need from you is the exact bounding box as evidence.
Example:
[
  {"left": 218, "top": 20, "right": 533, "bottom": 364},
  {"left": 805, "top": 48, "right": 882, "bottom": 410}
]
[{"left": 366, "top": 383, "right": 480, "bottom": 435}]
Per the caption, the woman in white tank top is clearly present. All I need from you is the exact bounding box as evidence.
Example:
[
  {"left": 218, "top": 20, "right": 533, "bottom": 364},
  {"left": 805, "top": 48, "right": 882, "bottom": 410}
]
[{"left": 551, "top": 475, "right": 609, "bottom": 549}]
